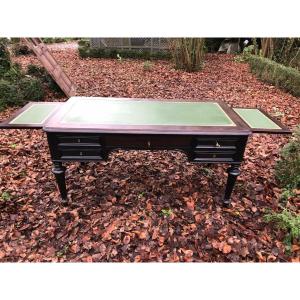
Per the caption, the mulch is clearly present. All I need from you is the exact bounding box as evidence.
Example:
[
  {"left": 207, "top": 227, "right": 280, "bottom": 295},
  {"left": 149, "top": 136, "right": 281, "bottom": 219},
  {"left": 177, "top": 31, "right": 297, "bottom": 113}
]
[{"left": 0, "top": 47, "right": 299, "bottom": 262}]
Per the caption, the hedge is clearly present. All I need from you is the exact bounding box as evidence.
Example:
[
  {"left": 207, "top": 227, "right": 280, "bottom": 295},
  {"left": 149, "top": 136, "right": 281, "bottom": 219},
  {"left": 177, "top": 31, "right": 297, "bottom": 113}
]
[
  {"left": 78, "top": 38, "right": 223, "bottom": 60},
  {"left": 41, "top": 38, "right": 78, "bottom": 44},
  {"left": 79, "top": 46, "right": 172, "bottom": 60},
  {"left": 247, "top": 55, "right": 300, "bottom": 97},
  {"left": 78, "top": 41, "right": 172, "bottom": 60}
]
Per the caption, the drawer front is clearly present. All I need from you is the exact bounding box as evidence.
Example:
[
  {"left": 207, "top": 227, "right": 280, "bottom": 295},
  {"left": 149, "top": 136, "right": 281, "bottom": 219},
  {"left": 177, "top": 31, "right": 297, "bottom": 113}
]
[
  {"left": 105, "top": 134, "right": 191, "bottom": 150},
  {"left": 59, "top": 148, "right": 104, "bottom": 160},
  {"left": 191, "top": 135, "right": 247, "bottom": 163},
  {"left": 48, "top": 133, "right": 106, "bottom": 161},
  {"left": 57, "top": 134, "right": 103, "bottom": 146},
  {"left": 192, "top": 150, "right": 235, "bottom": 162},
  {"left": 193, "top": 136, "right": 239, "bottom": 148}
]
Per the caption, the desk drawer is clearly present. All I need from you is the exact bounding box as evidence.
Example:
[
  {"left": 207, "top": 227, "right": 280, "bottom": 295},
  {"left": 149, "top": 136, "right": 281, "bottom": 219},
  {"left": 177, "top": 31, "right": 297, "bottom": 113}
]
[
  {"left": 59, "top": 148, "right": 104, "bottom": 160},
  {"left": 193, "top": 136, "right": 239, "bottom": 149},
  {"left": 191, "top": 135, "right": 247, "bottom": 163},
  {"left": 57, "top": 135, "right": 102, "bottom": 145},
  {"left": 192, "top": 150, "right": 235, "bottom": 162}
]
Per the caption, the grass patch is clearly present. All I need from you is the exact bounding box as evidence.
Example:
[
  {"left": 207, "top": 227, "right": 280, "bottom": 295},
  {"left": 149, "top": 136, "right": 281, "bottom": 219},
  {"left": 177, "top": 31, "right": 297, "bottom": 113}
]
[
  {"left": 275, "top": 126, "right": 300, "bottom": 193},
  {"left": 1, "top": 191, "right": 12, "bottom": 201},
  {"left": 264, "top": 209, "right": 300, "bottom": 252},
  {"left": 143, "top": 60, "right": 152, "bottom": 71},
  {"left": 265, "top": 126, "right": 300, "bottom": 252},
  {"left": 161, "top": 208, "right": 173, "bottom": 217}
]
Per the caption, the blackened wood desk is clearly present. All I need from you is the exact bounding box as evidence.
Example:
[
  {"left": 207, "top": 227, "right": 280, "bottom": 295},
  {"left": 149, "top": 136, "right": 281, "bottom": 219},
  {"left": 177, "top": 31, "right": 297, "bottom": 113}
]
[{"left": 0, "top": 97, "right": 290, "bottom": 206}]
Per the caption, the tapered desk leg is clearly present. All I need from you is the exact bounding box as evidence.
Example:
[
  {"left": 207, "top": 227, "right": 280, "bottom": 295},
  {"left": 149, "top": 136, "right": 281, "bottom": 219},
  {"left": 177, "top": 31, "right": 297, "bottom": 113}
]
[
  {"left": 52, "top": 162, "right": 67, "bottom": 203},
  {"left": 223, "top": 164, "right": 240, "bottom": 207}
]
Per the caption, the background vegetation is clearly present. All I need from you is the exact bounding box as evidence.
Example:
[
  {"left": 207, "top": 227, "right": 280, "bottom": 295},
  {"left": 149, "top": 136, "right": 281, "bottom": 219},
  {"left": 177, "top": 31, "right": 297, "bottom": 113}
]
[
  {"left": 169, "top": 38, "right": 206, "bottom": 72},
  {"left": 264, "top": 126, "right": 300, "bottom": 251},
  {"left": 236, "top": 38, "right": 300, "bottom": 97},
  {"left": 247, "top": 55, "right": 300, "bottom": 97},
  {"left": 0, "top": 39, "right": 63, "bottom": 111}
]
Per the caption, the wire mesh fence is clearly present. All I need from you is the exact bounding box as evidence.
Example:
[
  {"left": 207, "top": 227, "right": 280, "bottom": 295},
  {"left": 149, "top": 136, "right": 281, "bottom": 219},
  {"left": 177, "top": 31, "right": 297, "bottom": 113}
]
[{"left": 90, "top": 38, "right": 170, "bottom": 53}]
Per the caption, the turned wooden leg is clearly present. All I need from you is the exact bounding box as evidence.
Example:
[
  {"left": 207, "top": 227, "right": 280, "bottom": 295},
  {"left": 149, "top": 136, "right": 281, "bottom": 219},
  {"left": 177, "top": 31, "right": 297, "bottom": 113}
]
[
  {"left": 223, "top": 164, "right": 240, "bottom": 207},
  {"left": 52, "top": 162, "right": 67, "bottom": 203}
]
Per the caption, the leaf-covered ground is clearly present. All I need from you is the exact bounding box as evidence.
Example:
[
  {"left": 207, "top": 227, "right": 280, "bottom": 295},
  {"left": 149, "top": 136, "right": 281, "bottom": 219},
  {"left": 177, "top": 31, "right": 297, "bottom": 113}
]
[{"left": 0, "top": 45, "right": 299, "bottom": 262}]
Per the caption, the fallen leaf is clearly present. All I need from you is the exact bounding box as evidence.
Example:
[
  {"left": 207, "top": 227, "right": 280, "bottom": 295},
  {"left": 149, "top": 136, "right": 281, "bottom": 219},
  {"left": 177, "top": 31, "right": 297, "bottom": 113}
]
[
  {"left": 138, "top": 231, "right": 148, "bottom": 240},
  {"left": 0, "top": 251, "right": 5, "bottom": 260},
  {"left": 222, "top": 243, "right": 232, "bottom": 254},
  {"left": 123, "top": 235, "right": 131, "bottom": 245},
  {"left": 70, "top": 244, "right": 80, "bottom": 254}
]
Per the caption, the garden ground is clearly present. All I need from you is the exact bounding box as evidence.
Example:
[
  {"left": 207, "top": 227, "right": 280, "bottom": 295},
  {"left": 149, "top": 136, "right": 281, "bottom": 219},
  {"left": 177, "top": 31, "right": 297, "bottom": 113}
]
[{"left": 0, "top": 44, "right": 299, "bottom": 262}]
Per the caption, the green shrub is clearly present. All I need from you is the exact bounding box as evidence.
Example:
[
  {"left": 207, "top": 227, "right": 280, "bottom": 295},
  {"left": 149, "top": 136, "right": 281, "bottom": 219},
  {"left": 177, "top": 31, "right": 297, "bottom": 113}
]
[
  {"left": 265, "top": 126, "right": 300, "bottom": 251},
  {"left": 10, "top": 38, "right": 20, "bottom": 43},
  {"left": 12, "top": 43, "right": 32, "bottom": 56},
  {"left": 27, "top": 64, "right": 45, "bottom": 77},
  {"left": 0, "top": 79, "right": 24, "bottom": 110},
  {"left": 264, "top": 209, "right": 300, "bottom": 251},
  {"left": 280, "top": 188, "right": 296, "bottom": 204},
  {"left": 0, "top": 39, "right": 11, "bottom": 77},
  {"left": 78, "top": 39, "right": 90, "bottom": 47},
  {"left": 19, "top": 77, "right": 45, "bottom": 101},
  {"left": 235, "top": 45, "right": 256, "bottom": 63},
  {"left": 2, "top": 63, "right": 23, "bottom": 82},
  {"left": 247, "top": 55, "right": 300, "bottom": 97},
  {"left": 169, "top": 38, "right": 206, "bottom": 72},
  {"left": 27, "top": 64, "right": 64, "bottom": 95},
  {"left": 275, "top": 126, "right": 300, "bottom": 191},
  {"left": 0, "top": 38, "right": 10, "bottom": 45}
]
